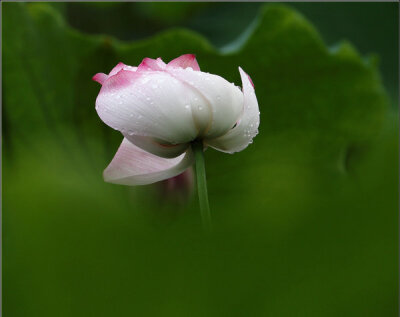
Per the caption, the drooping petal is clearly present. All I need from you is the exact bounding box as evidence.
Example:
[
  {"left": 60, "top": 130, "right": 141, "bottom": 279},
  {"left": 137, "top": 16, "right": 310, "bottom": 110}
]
[
  {"left": 104, "top": 138, "right": 194, "bottom": 185},
  {"left": 168, "top": 54, "right": 200, "bottom": 71},
  {"left": 205, "top": 67, "right": 259, "bottom": 153},
  {"left": 168, "top": 68, "right": 243, "bottom": 139},
  {"left": 96, "top": 69, "right": 202, "bottom": 144},
  {"left": 124, "top": 134, "right": 189, "bottom": 158}
]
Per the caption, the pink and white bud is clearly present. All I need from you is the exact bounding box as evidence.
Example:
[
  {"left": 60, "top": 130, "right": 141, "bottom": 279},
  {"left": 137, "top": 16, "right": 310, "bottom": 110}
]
[{"left": 93, "top": 54, "right": 259, "bottom": 185}]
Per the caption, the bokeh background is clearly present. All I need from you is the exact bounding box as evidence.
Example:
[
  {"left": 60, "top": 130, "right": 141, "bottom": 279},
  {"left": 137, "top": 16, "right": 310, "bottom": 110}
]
[{"left": 3, "top": 2, "right": 398, "bottom": 316}]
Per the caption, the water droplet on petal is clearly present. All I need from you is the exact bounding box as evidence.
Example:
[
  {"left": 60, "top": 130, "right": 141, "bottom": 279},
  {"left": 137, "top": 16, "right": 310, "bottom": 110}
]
[
  {"left": 141, "top": 77, "right": 150, "bottom": 84},
  {"left": 187, "top": 67, "right": 193, "bottom": 71}
]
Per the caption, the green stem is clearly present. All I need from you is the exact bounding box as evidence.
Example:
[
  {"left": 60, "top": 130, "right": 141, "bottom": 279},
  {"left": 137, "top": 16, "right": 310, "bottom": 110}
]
[{"left": 192, "top": 140, "right": 212, "bottom": 232}]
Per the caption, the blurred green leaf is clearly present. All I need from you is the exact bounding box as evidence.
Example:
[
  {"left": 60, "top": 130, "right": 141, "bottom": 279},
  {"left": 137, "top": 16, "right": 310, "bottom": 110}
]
[
  {"left": 3, "top": 3, "right": 397, "bottom": 317},
  {"left": 59, "top": 2, "right": 398, "bottom": 102},
  {"left": 135, "top": 2, "right": 210, "bottom": 25}
]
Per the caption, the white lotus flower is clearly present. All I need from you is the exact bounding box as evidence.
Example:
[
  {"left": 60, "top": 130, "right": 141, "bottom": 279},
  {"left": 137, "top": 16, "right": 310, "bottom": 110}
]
[{"left": 93, "top": 54, "right": 259, "bottom": 185}]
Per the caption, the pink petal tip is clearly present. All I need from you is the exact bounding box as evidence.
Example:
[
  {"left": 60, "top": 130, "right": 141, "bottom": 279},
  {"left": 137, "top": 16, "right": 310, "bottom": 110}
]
[
  {"left": 247, "top": 74, "right": 254, "bottom": 88},
  {"left": 92, "top": 73, "right": 108, "bottom": 85},
  {"left": 137, "top": 57, "right": 166, "bottom": 72},
  {"left": 168, "top": 54, "right": 200, "bottom": 71}
]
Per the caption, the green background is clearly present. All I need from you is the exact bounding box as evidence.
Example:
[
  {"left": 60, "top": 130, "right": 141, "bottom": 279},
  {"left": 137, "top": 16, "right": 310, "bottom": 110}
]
[{"left": 2, "top": 2, "right": 398, "bottom": 316}]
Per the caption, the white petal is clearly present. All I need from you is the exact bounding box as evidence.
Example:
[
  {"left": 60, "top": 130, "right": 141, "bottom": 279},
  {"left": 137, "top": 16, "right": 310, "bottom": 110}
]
[
  {"left": 168, "top": 68, "right": 243, "bottom": 139},
  {"left": 96, "top": 70, "right": 204, "bottom": 144},
  {"left": 205, "top": 67, "right": 259, "bottom": 153},
  {"left": 124, "top": 134, "right": 189, "bottom": 158},
  {"left": 104, "top": 138, "right": 194, "bottom": 185}
]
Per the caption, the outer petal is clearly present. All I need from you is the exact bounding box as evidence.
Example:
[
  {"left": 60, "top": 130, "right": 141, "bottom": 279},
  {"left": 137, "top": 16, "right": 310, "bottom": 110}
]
[
  {"left": 104, "top": 138, "right": 194, "bottom": 185},
  {"left": 124, "top": 134, "right": 189, "bottom": 158},
  {"left": 205, "top": 67, "right": 259, "bottom": 153},
  {"left": 168, "top": 68, "right": 243, "bottom": 139},
  {"left": 95, "top": 70, "right": 201, "bottom": 144},
  {"left": 168, "top": 54, "right": 200, "bottom": 71}
]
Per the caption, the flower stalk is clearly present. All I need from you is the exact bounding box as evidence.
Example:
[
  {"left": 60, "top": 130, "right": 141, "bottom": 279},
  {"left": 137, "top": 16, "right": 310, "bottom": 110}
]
[{"left": 192, "top": 140, "right": 212, "bottom": 232}]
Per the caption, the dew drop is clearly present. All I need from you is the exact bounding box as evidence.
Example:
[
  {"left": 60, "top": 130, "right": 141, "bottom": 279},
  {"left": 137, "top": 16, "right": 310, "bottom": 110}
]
[
  {"left": 187, "top": 67, "right": 193, "bottom": 71},
  {"left": 146, "top": 97, "right": 151, "bottom": 101},
  {"left": 198, "top": 105, "right": 203, "bottom": 111},
  {"left": 141, "top": 77, "right": 150, "bottom": 84},
  {"left": 185, "top": 105, "right": 190, "bottom": 110}
]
